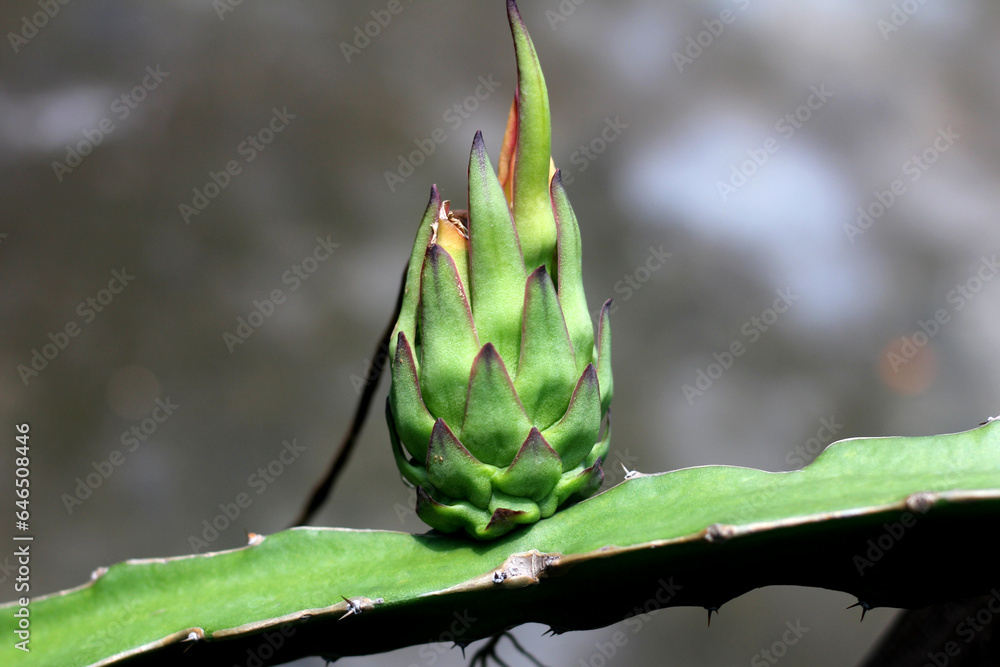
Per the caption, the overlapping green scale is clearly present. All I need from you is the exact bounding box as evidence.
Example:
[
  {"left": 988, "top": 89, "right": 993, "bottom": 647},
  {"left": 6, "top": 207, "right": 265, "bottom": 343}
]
[{"left": 385, "top": 0, "right": 613, "bottom": 539}]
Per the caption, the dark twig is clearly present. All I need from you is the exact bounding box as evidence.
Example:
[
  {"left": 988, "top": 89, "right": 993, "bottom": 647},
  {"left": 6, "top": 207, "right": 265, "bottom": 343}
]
[
  {"left": 290, "top": 263, "right": 408, "bottom": 527},
  {"left": 469, "top": 632, "right": 549, "bottom": 667}
]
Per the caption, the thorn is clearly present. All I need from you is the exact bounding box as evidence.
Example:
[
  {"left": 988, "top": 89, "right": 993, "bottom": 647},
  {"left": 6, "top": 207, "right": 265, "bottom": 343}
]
[
  {"left": 338, "top": 595, "right": 361, "bottom": 621},
  {"left": 706, "top": 606, "right": 719, "bottom": 626},
  {"left": 847, "top": 600, "right": 871, "bottom": 621},
  {"left": 454, "top": 640, "right": 470, "bottom": 658},
  {"left": 180, "top": 631, "right": 202, "bottom": 655},
  {"left": 620, "top": 462, "right": 643, "bottom": 480}
]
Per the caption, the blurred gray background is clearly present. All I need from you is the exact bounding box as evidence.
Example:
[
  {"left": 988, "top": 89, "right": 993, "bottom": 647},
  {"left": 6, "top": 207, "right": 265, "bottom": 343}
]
[{"left": 2, "top": 1, "right": 999, "bottom": 665}]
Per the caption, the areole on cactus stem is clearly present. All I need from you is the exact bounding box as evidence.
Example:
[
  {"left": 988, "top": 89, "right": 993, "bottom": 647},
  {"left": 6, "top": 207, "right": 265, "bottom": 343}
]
[{"left": 386, "top": 0, "right": 613, "bottom": 539}]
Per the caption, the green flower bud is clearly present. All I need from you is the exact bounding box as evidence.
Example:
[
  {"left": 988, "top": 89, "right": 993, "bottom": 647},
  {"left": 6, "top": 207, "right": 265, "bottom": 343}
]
[{"left": 386, "top": 0, "right": 612, "bottom": 539}]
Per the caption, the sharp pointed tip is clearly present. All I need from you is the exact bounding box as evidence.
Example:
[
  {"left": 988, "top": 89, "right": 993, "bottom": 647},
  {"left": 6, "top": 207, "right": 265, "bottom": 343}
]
[
  {"left": 706, "top": 607, "right": 718, "bottom": 626},
  {"left": 470, "top": 131, "right": 491, "bottom": 167},
  {"left": 847, "top": 600, "right": 871, "bottom": 621},
  {"left": 527, "top": 263, "right": 550, "bottom": 281}
]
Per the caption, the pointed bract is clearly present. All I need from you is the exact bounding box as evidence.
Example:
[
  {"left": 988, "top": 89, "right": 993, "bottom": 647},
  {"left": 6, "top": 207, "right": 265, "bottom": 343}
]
[
  {"left": 415, "top": 487, "right": 487, "bottom": 536},
  {"left": 386, "top": 401, "right": 430, "bottom": 489},
  {"left": 418, "top": 244, "right": 480, "bottom": 428},
  {"left": 515, "top": 266, "right": 578, "bottom": 429},
  {"left": 460, "top": 343, "right": 533, "bottom": 467},
  {"left": 541, "top": 364, "right": 602, "bottom": 471},
  {"left": 493, "top": 428, "right": 562, "bottom": 501},
  {"left": 467, "top": 132, "right": 526, "bottom": 368},
  {"left": 388, "top": 332, "right": 436, "bottom": 463},
  {"left": 597, "top": 299, "right": 614, "bottom": 415},
  {"left": 553, "top": 458, "right": 604, "bottom": 506},
  {"left": 551, "top": 170, "right": 594, "bottom": 372},
  {"left": 426, "top": 419, "right": 495, "bottom": 510},
  {"left": 391, "top": 185, "right": 440, "bottom": 360},
  {"left": 586, "top": 411, "right": 612, "bottom": 468},
  {"left": 505, "top": 0, "right": 557, "bottom": 273}
]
